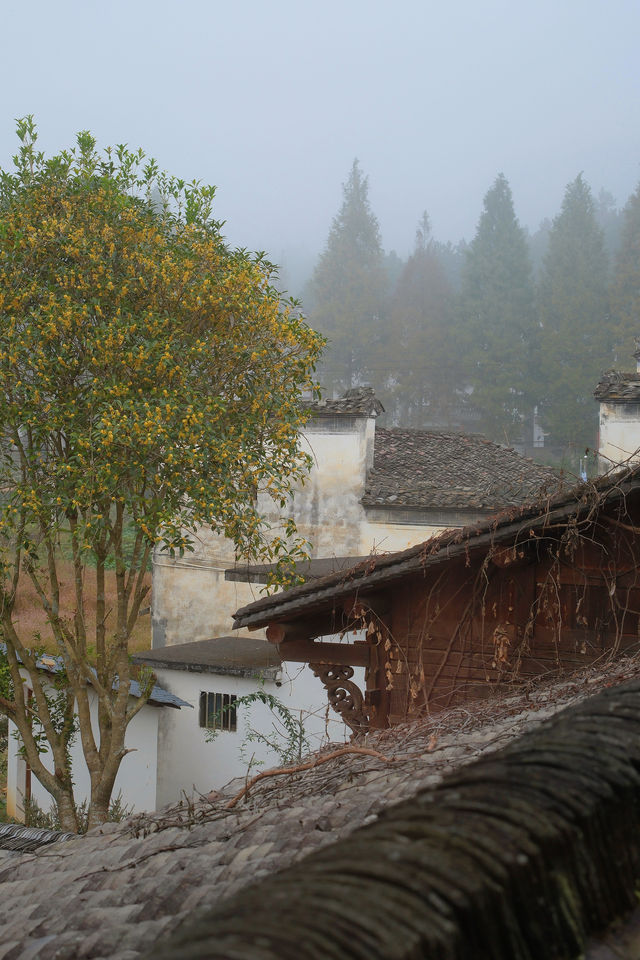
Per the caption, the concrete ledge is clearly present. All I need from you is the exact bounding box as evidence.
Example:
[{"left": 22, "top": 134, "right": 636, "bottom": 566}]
[{"left": 146, "top": 681, "right": 640, "bottom": 960}]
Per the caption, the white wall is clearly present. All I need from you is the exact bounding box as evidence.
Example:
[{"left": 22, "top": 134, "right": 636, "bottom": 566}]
[
  {"left": 152, "top": 414, "right": 452, "bottom": 648},
  {"left": 151, "top": 662, "right": 360, "bottom": 806},
  {"left": 152, "top": 417, "right": 375, "bottom": 647},
  {"left": 7, "top": 677, "right": 159, "bottom": 822},
  {"left": 152, "top": 531, "right": 267, "bottom": 647},
  {"left": 598, "top": 401, "right": 640, "bottom": 471},
  {"left": 259, "top": 417, "right": 373, "bottom": 557}
]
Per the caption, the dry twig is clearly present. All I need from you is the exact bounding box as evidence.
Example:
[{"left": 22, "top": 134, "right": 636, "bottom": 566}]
[{"left": 225, "top": 746, "right": 394, "bottom": 810}]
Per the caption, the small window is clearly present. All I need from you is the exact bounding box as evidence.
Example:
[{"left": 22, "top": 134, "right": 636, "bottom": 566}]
[{"left": 199, "top": 692, "right": 237, "bottom": 732}]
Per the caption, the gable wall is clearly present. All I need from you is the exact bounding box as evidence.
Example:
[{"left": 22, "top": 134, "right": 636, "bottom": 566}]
[
  {"left": 153, "top": 415, "right": 454, "bottom": 647},
  {"left": 598, "top": 400, "right": 640, "bottom": 470}
]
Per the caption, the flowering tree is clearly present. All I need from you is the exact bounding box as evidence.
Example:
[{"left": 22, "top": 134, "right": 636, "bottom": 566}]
[{"left": 0, "top": 118, "right": 323, "bottom": 831}]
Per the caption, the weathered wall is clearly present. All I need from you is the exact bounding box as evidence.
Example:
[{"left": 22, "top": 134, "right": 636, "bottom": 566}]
[
  {"left": 598, "top": 400, "right": 640, "bottom": 470},
  {"left": 152, "top": 417, "right": 373, "bottom": 647},
  {"left": 152, "top": 529, "right": 267, "bottom": 647},
  {"left": 258, "top": 415, "right": 373, "bottom": 556},
  {"left": 153, "top": 415, "right": 454, "bottom": 648}
]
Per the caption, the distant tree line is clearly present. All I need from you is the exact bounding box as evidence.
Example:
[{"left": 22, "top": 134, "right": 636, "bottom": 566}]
[{"left": 305, "top": 160, "right": 640, "bottom": 463}]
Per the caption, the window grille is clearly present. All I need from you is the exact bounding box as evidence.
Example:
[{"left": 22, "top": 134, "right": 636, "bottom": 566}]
[{"left": 199, "top": 692, "right": 237, "bottom": 731}]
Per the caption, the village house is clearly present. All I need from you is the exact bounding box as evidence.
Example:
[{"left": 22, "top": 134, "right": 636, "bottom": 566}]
[
  {"left": 131, "top": 634, "right": 360, "bottom": 799},
  {"left": 146, "top": 386, "right": 558, "bottom": 780},
  {"left": 7, "top": 635, "right": 361, "bottom": 824},
  {"left": 233, "top": 463, "right": 640, "bottom": 731},
  {"left": 151, "top": 387, "right": 557, "bottom": 648}
]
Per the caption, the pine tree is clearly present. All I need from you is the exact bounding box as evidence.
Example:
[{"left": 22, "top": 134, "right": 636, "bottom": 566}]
[
  {"left": 385, "top": 212, "right": 459, "bottom": 426},
  {"left": 537, "top": 174, "right": 609, "bottom": 449},
  {"left": 460, "top": 174, "right": 536, "bottom": 442},
  {"left": 610, "top": 182, "right": 640, "bottom": 362},
  {"left": 309, "top": 160, "right": 387, "bottom": 393}
]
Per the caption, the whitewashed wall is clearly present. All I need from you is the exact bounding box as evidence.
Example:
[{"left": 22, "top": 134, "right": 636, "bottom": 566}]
[
  {"left": 6, "top": 660, "right": 363, "bottom": 821},
  {"left": 152, "top": 414, "right": 451, "bottom": 648},
  {"left": 152, "top": 532, "right": 267, "bottom": 647},
  {"left": 151, "top": 661, "right": 360, "bottom": 807},
  {"left": 7, "top": 676, "right": 160, "bottom": 822},
  {"left": 598, "top": 401, "right": 640, "bottom": 471},
  {"left": 152, "top": 417, "right": 374, "bottom": 648}
]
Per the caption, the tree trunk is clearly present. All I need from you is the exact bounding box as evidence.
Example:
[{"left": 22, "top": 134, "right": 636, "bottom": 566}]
[
  {"left": 86, "top": 795, "right": 110, "bottom": 831},
  {"left": 54, "top": 790, "right": 79, "bottom": 834}
]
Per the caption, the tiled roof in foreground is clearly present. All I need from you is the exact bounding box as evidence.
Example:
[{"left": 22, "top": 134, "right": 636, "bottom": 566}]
[
  {"left": 364, "top": 427, "right": 560, "bottom": 510},
  {"left": 2, "top": 653, "right": 640, "bottom": 958}
]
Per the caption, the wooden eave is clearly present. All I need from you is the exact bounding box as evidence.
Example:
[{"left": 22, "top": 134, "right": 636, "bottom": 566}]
[{"left": 233, "top": 476, "right": 638, "bottom": 633}]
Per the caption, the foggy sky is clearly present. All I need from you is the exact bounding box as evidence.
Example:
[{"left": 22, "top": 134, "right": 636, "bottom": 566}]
[{"left": 2, "top": 0, "right": 639, "bottom": 289}]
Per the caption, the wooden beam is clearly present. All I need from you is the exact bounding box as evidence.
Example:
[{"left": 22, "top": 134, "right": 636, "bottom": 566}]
[
  {"left": 277, "top": 638, "right": 370, "bottom": 667},
  {"left": 265, "top": 609, "right": 350, "bottom": 645},
  {"left": 266, "top": 622, "right": 312, "bottom": 645}
]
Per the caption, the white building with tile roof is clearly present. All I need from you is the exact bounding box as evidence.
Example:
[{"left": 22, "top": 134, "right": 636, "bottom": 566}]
[{"left": 152, "top": 388, "right": 559, "bottom": 649}]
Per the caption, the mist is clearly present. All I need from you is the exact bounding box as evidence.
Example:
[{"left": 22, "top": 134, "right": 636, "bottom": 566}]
[
  {"left": 1, "top": 0, "right": 639, "bottom": 464},
  {"left": 0, "top": 0, "right": 637, "bottom": 284}
]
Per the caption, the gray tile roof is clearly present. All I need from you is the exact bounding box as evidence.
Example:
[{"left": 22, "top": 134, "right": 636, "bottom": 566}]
[
  {"left": 305, "top": 386, "right": 384, "bottom": 418},
  {"left": 133, "top": 636, "right": 281, "bottom": 678},
  {"left": 1, "top": 655, "right": 639, "bottom": 958},
  {"left": 594, "top": 370, "right": 640, "bottom": 401},
  {"left": 225, "top": 556, "right": 369, "bottom": 585},
  {"left": 0, "top": 644, "right": 190, "bottom": 710},
  {"left": 363, "top": 427, "right": 560, "bottom": 510},
  {"left": 129, "top": 680, "right": 191, "bottom": 709},
  {"left": 232, "top": 464, "right": 630, "bottom": 630}
]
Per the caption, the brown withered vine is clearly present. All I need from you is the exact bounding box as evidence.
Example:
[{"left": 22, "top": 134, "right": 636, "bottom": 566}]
[{"left": 399, "top": 470, "right": 640, "bottom": 713}]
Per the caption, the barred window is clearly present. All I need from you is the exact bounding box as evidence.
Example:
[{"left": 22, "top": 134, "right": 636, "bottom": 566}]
[{"left": 199, "top": 692, "right": 237, "bottom": 731}]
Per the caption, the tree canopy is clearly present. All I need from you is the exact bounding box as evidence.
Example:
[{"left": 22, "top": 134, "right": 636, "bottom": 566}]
[
  {"left": 309, "top": 159, "right": 387, "bottom": 393},
  {"left": 537, "top": 174, "right": 609, "bottom": 448},
  {"left": 460, "top": 173, "right": 536, "bottom": 441},
  {"left": 610, "top": 181, "right": 640, "bottom": 362},
  {"left": 0, "top": 118, "right": 323, "bottom": 830}
]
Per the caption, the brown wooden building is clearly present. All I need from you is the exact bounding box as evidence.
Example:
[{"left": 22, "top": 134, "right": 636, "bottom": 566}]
[{"left": 233, "top": 466, "right": 640, "bottom": 733}]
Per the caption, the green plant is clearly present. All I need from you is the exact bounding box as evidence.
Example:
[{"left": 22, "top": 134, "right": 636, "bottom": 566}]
[
  {"left": 23, "top": 790, "right": 132, "bottom": 833},
  {"left": 206, "top": 685, "right": 310, "bottom": 769},
  {"left": 0, "top": 116, "right": 323, "bottom": 831}
]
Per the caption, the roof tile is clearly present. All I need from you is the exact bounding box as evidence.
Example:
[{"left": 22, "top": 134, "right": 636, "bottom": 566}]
[
  {"left": 594, "top": 371, "right": 640, "bottom": 401},
  {"left": 363, "top": 428, "right": 559, "bottom": 510}
]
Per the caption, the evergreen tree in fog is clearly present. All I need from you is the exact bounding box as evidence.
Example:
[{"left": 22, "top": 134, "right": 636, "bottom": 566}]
[
  {"left": 460, "top": 173, "right": 536, "bottom": 443},
  {"left": 309, "top": 160, "right": 387, "bottom": 394},
  {"left": 537, "top": 174, "right": 609, "bottom": 449},
  {"left": 610, "top": 182, "right": 640, "bottom": 364},
  {"left": 384, "top": 212, "right": 460, "bottom": 427}
]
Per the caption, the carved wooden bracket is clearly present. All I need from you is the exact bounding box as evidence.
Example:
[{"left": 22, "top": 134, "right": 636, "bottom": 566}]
[{"left": 309, "top": 662, "right": 369, "bottom": 736}]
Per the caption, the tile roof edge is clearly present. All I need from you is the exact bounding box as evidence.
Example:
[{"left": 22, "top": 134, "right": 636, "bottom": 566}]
[{"left": 233, "top": 467, "right": 639, "bottom": 627}]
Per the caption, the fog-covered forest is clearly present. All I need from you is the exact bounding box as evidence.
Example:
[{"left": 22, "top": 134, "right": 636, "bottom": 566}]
[{"left": 300, "top": 161, "right": 640, "bottom": 468}]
